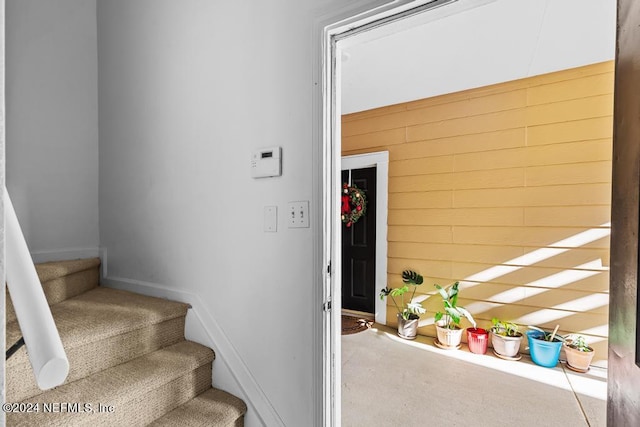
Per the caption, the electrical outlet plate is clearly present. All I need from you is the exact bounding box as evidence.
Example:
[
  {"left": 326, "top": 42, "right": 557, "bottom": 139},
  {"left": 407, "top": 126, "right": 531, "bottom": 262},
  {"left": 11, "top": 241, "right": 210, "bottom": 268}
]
[
  {"left": 288, "top": 201, "right": 309, "bottom": 228},
  {"left": 264, "top": 206, "right": 277, "bottom": 232}
]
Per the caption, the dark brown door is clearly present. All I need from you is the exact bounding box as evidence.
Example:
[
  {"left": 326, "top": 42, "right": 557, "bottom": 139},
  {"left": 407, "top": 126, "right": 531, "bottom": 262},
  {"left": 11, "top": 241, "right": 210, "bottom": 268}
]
[
  {"left": 609, "top": 1, "right": 640, "bottom": 423},
  {"left": 341, "top": 167, "right": 376, "bottom": 313}
]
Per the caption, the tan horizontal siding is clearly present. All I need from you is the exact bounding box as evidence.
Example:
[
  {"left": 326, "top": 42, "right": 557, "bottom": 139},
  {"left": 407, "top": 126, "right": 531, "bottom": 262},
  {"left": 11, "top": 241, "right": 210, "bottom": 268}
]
[
  {"left": 388, "top": 191, "right": 453, "bottom": 209},
  {"left": 388, "top": 207, "right": 525, "bottom": 226},
  {"left": 405, "top": 89, "right": 527, "bottom": 127},
  {"left": 387, "top": 225, "right": 453, "bottom": 244},
  {"left": 525, "top": 161, "right": 612, "bottom": 187},
  {"left": 388, "top": 242, "right": 525, "bottom": 264},
  {"left": 527, "top": 116, "right": 614, "bottom": 146},
  {"left": 525, "top": 94, "right": 613, "bottom": 126},
  {"left": 527, "top": 72, "right": 615, "bottom": 105},
  {"left": 453, "top": 183, "right": 612, "bottom": 208},
  {"left": 450, "top": 226, "right": 610, "bottom": 248},
  {"left": 524, "top": 206, "right": 611, "bottom": 227},
  {"left": 406, "top": 108, "right": 526, "bottom": 142},
  {"left": 388, "top": 242, "right": 608, "bottom": 268},
  {"left": 343, "top": 61, "right": 613, "bottom": 363},
  {"left": 391, "top": 128, "right": 527, "bottom": 160},
  {"left": 390, "top": 155, "right": 455, "bottom": 176},
  {"left": 386, "top": 263, "right": 609, "bottom": 293}
]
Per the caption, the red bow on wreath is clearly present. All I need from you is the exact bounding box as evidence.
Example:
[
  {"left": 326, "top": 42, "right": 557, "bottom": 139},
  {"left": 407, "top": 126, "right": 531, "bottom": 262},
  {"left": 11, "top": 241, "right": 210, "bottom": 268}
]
[
  {"left": 341, "top": 195, "right": 350, "bottom": 214},
  {"left": 341, "top": 183, "right": 367, "bottom": 227}
]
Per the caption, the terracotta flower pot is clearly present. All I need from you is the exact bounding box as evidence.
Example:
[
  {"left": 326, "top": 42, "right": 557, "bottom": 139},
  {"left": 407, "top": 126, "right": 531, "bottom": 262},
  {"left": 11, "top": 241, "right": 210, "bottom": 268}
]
[
  {"left": 491, "top": 331, "right": 523, "bottom": 358},
  {"left": 466, "top": 328, "right": 488, "bottom": 354},
  {"left": 564, "top": 344, "right": 595, "bottom": 371},
  {"left": 435, "top": 322, "right": 463, "bottom": 348},
  {"left": 397, "top": 313, "right": 419, "bottom": 340}
]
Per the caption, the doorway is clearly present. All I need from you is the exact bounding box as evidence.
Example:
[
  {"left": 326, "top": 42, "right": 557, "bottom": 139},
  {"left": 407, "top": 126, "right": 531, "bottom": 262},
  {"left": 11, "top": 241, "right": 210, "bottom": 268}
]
[
  {"left": 322, "top": 0, "right": 617, "bottom": 425},
  {"left": 341, "top": 152, "right": 389, "bottom": 324},
  {"left": 341, "top": 166, "right": 377, "bottom": 315}
]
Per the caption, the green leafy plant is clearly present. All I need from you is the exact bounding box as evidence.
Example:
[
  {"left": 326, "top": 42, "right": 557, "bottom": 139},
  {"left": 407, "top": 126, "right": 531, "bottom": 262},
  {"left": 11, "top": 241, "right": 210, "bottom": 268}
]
[
  {"left": 433, "top": 282, "right": 476, "bottom": 329},
  {"left": 528, "top": 325, "right": 565, "bottom": 342},
  {"left": 565, "top": 335, "right": 593, "bottom": 352},
  {"left": 491, "top": 318, "right": 520, "bottom": 337},
  {"left": 379, "top": 270, "right": 427, "bottom": 321}
]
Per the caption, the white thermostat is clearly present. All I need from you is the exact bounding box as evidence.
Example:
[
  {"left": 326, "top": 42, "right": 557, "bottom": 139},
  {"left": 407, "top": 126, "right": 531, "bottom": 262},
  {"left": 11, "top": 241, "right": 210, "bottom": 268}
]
[{"left": 251, "top": 146, "right": 282, "bottom": 178}]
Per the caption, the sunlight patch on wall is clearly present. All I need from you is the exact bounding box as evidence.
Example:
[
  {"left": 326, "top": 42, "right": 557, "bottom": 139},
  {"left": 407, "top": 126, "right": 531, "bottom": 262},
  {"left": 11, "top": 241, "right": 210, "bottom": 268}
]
[
  {"left": 477, "top": 262, "right": 604, "bottom": 304},
  {"left": 551, "top": 293, "right": 609, "bottom": 312},
  {"left": 462, "top": 226, "right": 610, "bottom": 288},
  {"left": 581, "top": 325, "right": 609, "bottom": 336},
  {"left": 524, "top": 261, "right": 604, "bottom": 288}
]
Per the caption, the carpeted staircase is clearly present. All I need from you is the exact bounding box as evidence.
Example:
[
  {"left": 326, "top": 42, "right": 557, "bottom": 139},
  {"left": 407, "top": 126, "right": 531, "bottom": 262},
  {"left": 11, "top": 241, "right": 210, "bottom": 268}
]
[{"left": 5, "top": 258, "right": 247, "bottom": 426}]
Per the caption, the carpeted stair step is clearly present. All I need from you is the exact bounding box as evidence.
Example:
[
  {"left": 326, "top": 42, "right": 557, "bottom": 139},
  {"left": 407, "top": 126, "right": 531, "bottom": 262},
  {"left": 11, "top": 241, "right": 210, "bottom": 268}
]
[
  {"left": 149, "top": 388, "right": 247, "bottom": 427},
  {"left": 6, "top": 258, "right": 101, "bottom": 323},
  {"left": 6, "top": 287, "right": 190, "bottom": 402},
  {"left": 7, "top": 340, "right": 214, "bottom": 427}
]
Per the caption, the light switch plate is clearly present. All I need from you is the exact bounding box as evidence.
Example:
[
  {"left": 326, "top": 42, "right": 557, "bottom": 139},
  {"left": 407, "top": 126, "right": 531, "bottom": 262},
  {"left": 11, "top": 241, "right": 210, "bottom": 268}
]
[
  {"left": 288, "top": 201, "right": 310, "bottom": 228},
  {"left": 264, "top": 206, "right": 277, "bottom": 232}
]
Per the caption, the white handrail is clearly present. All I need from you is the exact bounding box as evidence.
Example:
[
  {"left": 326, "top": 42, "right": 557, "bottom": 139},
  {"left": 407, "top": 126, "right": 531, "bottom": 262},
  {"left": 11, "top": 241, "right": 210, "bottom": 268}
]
[{"left": 5, "top": 188, "right": 69, "bottom": 389}]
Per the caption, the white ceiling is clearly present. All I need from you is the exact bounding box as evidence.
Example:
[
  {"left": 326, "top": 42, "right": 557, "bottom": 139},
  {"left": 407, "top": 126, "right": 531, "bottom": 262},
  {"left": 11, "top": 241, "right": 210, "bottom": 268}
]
[{"left": 340, "top": 0, "right": 617, "bottom": 114}]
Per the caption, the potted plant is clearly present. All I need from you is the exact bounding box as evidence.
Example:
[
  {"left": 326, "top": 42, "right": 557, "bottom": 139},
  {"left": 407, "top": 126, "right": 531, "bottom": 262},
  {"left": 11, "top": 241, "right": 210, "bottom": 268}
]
[
  {"left": 433, "top": 281, "right": 476, "bottom": 349},
  {"left": 466, "top": 326, "right": 489, "bottom": 355},
  {"left": 563, "top": 335, "right": 595, "bottom": 372},
  {"left": 379, "top": 270, "right": 426, "bottom": 340},
  {"left": 527, "top": 325, "right": 565, "bottom": 368},
  {"left": 490, "top": 318, "right": 524, "bottom": 359}
]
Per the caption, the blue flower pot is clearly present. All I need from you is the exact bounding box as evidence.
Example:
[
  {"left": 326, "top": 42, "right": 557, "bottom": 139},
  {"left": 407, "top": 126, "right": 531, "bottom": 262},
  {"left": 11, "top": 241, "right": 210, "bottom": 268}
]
[{"left": 527, "top": 330, "right": 562, "bottom": 368}]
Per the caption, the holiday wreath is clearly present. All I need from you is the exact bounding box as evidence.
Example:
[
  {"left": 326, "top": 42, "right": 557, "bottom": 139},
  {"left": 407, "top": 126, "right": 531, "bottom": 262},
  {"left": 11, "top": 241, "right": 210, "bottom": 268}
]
[{"left": 341, "top": 183, "right": 367, "bottom": 227}]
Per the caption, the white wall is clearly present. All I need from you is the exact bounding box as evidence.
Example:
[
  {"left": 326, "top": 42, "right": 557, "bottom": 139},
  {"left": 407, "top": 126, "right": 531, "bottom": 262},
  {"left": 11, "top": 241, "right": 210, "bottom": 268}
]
[
  {"left": 0, "top": 1, "right": 6, "bottom": 423},
  {"left": 6, "top": 0, "right": 99, "bottom": 259},
  {"left": 96, "top": 0, "right": 342, "bottom": 425},
  {"left": 341, "top": 0, "right": 617, "bottom": 114}
]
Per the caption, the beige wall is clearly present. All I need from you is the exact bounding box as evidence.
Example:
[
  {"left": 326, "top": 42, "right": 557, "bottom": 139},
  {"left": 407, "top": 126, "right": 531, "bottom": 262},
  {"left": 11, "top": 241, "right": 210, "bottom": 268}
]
[{"left": 342, "top": 61, "right": 613, "bottom": 362}]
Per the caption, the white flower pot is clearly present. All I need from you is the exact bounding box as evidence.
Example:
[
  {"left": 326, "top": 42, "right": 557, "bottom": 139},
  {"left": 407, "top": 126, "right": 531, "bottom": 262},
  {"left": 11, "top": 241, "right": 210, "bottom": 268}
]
[
  {"left": 491, "top": 332, "right": 523, "bottom": 358},
  {"left": 435, "top": 321, "right": 462, "bottom": 348}
]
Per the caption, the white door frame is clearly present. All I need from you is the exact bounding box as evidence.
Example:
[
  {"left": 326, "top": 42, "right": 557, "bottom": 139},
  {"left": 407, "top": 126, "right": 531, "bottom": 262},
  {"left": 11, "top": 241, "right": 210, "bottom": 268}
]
[
  {"left": 321, "top": 3, "right": 443, "bottom": 426},
  {"left": 341, "top": 152, "right": 389, "bottom": 325},
  {"left": 319, "top": 1, "right": 485, "bottom": 425}
]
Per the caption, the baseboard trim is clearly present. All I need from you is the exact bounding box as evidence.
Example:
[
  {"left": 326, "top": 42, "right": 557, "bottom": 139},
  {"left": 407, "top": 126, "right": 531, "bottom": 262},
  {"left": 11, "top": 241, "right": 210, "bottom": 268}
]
[
  {"left": 30, "top": 247, "right": 100, "bottom": 264},
  {"left": 101, "top": 275, "right": 285, "bottom": 427}
]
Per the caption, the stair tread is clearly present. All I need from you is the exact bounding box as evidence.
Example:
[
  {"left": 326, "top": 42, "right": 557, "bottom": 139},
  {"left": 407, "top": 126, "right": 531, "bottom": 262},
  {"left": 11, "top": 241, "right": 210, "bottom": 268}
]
[
  {"left": 7, "top": 287, "right": 192, "bottom": 403},
  {"left": 149, "top": 388, "right": 247, "bottom": 427},
  {"left": 6, "top": 257, "right": 245, "bottom": 426},
  {"left": 35, "top": 258, "right": 101, "bottom": 283},
  {"left": 9, "top": 340, "right": 214, "bottom": 425},
  {"left": 7, "top": 286, "right": 190, "bottom": 347}
]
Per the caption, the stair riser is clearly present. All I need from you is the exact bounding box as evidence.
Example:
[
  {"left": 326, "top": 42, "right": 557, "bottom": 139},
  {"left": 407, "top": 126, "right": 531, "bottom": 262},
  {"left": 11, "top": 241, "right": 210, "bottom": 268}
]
[
  {"left": 118, "top": 365, "right": 213, "bottom": 427},
  {"left": 41, "top": 268, "right": 100, "bottom": 305},
  {"left": 7, "top": 364, "right": 212, "bottom": 427},
  {"left": 6, "top": 268, "right": 99, "bottom": 323},
  {"left": 148, "top": 387, "right": 248, "bottom": 426},
  {"left": 8, "top": 317, "right": 187, "bottom": 402},
  {"left": 5, "top": 258, "right": 245, "bottom": 426}
]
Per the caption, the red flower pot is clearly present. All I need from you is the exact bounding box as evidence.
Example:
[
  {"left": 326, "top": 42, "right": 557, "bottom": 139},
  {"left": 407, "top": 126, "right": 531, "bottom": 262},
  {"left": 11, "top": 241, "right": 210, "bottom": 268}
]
[{"left": 466, "top": 328, "right": 489, "bottom": 354}]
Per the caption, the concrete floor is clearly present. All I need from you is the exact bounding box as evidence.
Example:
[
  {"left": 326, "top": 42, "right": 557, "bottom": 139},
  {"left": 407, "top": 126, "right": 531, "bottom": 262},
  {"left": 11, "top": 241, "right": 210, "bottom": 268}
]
[{"left": 342, "top": 324, "right": 606, "bottom": 427}]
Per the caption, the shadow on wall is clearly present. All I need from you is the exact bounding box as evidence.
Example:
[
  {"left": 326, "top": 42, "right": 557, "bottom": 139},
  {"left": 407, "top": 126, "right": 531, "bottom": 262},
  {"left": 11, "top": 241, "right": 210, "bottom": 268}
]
[{"left": 395, "top": 224, "right": 611, "bottom": 362}]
